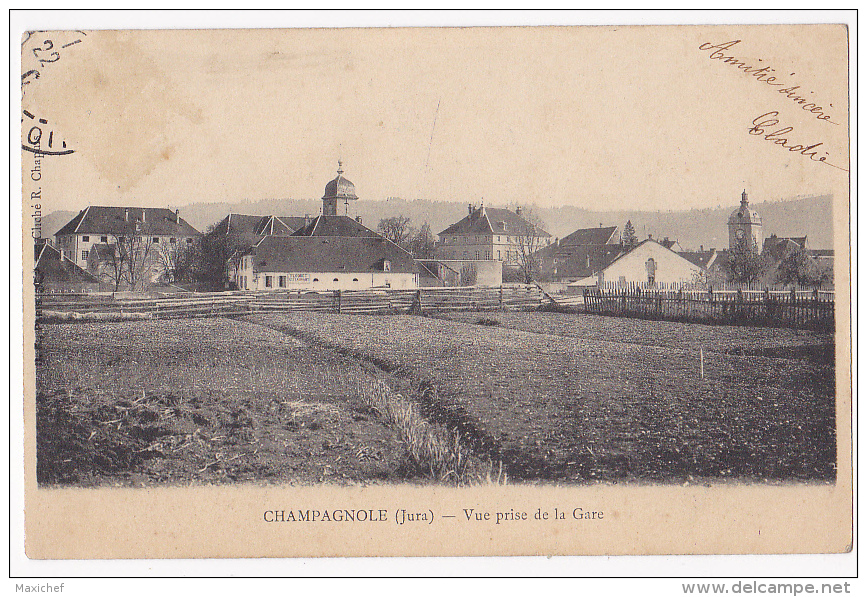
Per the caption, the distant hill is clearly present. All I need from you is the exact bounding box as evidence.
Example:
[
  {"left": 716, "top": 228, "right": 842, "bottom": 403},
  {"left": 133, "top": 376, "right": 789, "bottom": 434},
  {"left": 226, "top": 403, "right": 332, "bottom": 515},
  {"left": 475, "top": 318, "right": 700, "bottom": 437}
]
[{"left": 40, "top": 194, "right": 835, "bottom": 251}]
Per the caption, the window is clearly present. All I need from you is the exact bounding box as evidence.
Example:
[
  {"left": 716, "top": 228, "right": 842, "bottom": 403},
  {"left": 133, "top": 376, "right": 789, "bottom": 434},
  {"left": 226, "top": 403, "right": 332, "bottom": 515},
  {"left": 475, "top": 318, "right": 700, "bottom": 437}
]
[
  {"left": 497, "top": 250, "right": 501, "bottom": 260},
  {"left": 152, "top": 237, "right": 160, "bottom": 244},
  {"left": 170, "top": 237, "right": 177, "bottom": 244},
  {"left": 497, "top": 236, "right": 501, "bottom": 242},
  {"left": 82, "top": 236, "right": 89, "bottom": 242},
  {"left": 352, "top": 278, "right": 359, "bottom": 282},
  {"left": 383, "top": 260, "right": 391, "bottom": 272},
  {"left": 463, "top": 251, "right": 468, "bottom": 259},
  {"left": 279, "top": 276, "right": 286, "bottom": 288},
  {"left": 81, "top": 250, "right": 88, "bottom": 261},
  {"left": 100, "top": 236, "right": 108, "bottom": 243},
  {"left": 265, "top": 275, "right": 273, "bottom": 288},
  {"left": 475, "top": 251, "right": 480, "bottom": 259},
  {"left": 485, "top": 251, "right": 491, "bottom": 260},
  {"left": 646, "top": 258, "right": 657, "bottom": 286},
  {"left": 333, "top": 278, "right": 339, "bottom": 282}
]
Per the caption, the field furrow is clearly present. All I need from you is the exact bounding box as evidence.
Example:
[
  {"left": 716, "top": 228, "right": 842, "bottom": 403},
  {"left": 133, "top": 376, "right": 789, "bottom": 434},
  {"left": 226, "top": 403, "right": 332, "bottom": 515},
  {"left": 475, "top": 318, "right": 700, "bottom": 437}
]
[{"left": 247, "top": 313, "right": 836, "bottom": 483}]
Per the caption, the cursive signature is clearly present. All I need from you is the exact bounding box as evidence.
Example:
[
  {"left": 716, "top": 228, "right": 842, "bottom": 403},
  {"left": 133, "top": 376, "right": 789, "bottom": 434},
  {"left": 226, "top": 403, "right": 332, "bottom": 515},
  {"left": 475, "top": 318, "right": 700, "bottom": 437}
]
[
  {"left": 700, "top": 40, "right": 840, "bottom": 126},
  {"left": 748, "top": 112, "right": 847, "bottom": 172}
]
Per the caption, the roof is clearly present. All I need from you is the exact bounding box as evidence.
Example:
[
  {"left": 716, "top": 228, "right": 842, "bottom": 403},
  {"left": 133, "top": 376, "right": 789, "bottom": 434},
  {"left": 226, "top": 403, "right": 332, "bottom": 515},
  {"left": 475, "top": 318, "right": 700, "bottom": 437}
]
[
  {"left": 762, "top": 235, "right": 808, "bottom": 261},
  {"left": 439, "top": 206, "right": 550, "bottom": 237},
  {"left": 55, "top": 206, "right": 201, "bottom": 238},
  {"left": 728, "top": 191, "right": 762, "bottom": 224},
  {"left": 247, "top": 236, "right": 417, "bottom": 274},
  {"left": 35, "top": 243, "right": 100, "bottom": 284},
  {"left": 677, "top": 250, "right": 717, "bottom": 269},
  {"left": 553, "top": 243, "right": 625, "bottom": 279},
  {"left": 558, "top": 225, "right": 619, "bottom": 247},
  {"left": 291, "top": 215, "right": 382, "bottom": 238},
  {"left": 323, "top": 164, "right": 358, "bottom": 201}
]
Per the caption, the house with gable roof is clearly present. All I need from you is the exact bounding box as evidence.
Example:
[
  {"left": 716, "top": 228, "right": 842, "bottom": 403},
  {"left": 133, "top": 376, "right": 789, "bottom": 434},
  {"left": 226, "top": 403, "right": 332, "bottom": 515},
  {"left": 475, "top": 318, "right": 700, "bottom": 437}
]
[
  {"left": 35, "top": 242, "right": 101, "bottom": 293},
  {"left": 565, "top": 238, "right": 705, "bottom": 289},
  {"left": 234, "top": 235, "right": 418, "bottom": 291},
  {"left": 230, "top": 162, "right": 419, "bottom": 291},
  {"left": 436, "top": 204, "right": 552, "bottom": 265},
  {"left": 54, "top": 206, "right": 201, "bottom": 289}
]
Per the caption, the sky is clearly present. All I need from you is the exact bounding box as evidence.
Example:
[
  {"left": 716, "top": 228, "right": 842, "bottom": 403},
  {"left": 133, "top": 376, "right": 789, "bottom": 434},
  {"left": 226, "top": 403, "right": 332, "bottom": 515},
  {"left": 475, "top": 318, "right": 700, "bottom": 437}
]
[{"left": 21, "top": 22, "right": 849, "bottom": 217}]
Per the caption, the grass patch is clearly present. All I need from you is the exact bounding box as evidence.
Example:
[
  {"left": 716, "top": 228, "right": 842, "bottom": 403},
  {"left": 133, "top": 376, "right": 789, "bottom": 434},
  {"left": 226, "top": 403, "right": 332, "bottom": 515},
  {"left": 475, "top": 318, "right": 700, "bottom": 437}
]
[
  {"left": 355, "top": 378, "right": 505, "bottom": 485},
  {"left": 474, "top": 317, "right": 500, "bottom": 327}
]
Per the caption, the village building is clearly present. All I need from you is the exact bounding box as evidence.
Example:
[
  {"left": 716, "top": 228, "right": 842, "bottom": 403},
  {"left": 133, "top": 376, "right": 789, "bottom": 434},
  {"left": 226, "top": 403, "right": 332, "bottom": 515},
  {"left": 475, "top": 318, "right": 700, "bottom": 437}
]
[
  {"left": 437, "top": 204, "right": 552, "bottom": 264},
  {"left": 565, "top": 239, "right": 705, "bottom": 289},
  {"left": 659, "top": 237, "right": 685, "bottom": 252},
  {"left": 728, "top": 190, "right": 764, "bottom": 250},
  {"left": 231, "top": 162, "right": 419, "bottom": 291},
  {"left": 209, "top": 214, "right": 308, "bottom": 246},
  {"left": 35, "top": 242, "right": 100, "bottom": 293},
  {"left": 560, "top": 224, "right": 620, "bottom": 248},
  {"left": 677, "top": 247, "right": 720, "bottom": 271},
  {"left": 54, "top": 206, "right": 201, "bottom": 289},
  {"left": 762, "top": 234, "right": 808, "bottom": 260},
  {"left": 235, "top": 236, "right": 418, "bottom": 291}
]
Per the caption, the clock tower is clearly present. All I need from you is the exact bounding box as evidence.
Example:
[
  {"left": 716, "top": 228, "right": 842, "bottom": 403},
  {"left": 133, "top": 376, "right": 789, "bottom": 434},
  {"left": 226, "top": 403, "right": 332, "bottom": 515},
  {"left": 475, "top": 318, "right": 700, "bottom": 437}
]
[{"left": 728, "top": 190, "right": 763, "bottom": 251}]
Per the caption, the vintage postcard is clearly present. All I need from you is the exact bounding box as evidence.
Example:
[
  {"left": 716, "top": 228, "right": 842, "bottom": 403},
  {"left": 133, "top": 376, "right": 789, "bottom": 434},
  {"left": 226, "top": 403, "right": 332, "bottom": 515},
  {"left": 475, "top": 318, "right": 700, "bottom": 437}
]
[{"left": 20, "top": 21, "right": 852, "bottom": 561}]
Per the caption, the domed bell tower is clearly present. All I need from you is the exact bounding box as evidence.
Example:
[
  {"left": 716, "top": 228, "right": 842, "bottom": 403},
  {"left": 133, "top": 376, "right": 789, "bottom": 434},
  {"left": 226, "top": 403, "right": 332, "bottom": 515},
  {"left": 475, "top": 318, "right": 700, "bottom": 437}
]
[
  {"left": 322, "top": 161, "right": 358, "bottom": 216},
  {"left": 728, "top": 190, "right": 763, "bottom": 251}
]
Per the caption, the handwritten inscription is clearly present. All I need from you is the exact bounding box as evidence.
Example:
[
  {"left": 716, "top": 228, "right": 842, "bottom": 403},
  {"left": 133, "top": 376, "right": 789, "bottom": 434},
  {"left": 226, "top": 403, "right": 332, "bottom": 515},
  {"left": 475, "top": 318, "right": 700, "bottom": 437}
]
[
  {"left": 749, "top": 112, "right": 847, "bottom": 172},
  {"left": 699, "top": 40, "right": 840, "bottom": 126}
]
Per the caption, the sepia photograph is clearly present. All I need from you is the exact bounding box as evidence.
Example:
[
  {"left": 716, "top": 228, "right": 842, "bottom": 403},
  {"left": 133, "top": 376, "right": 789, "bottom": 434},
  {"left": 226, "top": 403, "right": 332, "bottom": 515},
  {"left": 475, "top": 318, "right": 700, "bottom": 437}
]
[{"left": 18, "top": 16, "right": 852, "bottom": 562}]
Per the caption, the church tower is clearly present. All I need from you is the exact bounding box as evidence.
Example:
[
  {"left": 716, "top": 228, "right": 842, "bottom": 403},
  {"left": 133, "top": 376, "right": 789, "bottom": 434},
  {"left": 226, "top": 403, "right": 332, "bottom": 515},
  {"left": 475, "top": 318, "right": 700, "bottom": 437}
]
[
  {"left": 728, "top": 190, "right": 763, "bottom": 251},
  {"left": 321, "top": 161, "right": 358, "bottom": 216}
]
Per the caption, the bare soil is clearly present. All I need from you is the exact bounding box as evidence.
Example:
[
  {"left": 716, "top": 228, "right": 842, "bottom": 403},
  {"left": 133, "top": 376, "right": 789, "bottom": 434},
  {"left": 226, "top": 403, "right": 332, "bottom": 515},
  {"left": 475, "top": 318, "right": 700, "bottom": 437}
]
[
  {"left": 246, "top": 312, "right": 836, "bottom": 484},
  {"left": 35, "top": 318, "right": 416, "bottom": 487}
]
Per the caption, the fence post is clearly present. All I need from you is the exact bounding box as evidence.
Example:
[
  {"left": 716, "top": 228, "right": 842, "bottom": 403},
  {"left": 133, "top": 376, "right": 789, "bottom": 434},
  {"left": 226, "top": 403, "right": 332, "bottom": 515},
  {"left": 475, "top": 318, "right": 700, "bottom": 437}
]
[
  {"left": 499, "top": 285, "right": 504, "bottom": 311},
  {"left": 335, "top": 290, "right": 341, "bottom": 314},
  {"left": 412, "top": 289, "right": 423, "bottom": 315}
]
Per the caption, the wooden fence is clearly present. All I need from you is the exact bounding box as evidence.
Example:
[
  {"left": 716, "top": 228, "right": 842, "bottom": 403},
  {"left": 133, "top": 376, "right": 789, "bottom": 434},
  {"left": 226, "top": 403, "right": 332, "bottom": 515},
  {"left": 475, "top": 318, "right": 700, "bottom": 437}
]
[
  {"left": 582, "top": 287, "right": 835, "bottom": 331},
  {"left": 36, "top": 285, "right": 546, "bottom": 320}
]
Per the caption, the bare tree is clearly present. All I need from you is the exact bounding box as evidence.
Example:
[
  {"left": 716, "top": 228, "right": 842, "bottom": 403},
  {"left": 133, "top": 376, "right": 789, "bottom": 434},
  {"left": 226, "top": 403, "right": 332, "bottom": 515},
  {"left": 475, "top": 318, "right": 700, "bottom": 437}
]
[
  {"left": 377, "top": 216, "right": 415, "bottom": 248},
  {"left": 92, "top": 244, "right": 126, "bottom": 292},
  {"left": 115, "top": 223, "right": 153, "bottom": 291},
  {"left": 155, "top": 239, "right": 194, "bottom": 284},
  {"left": 408, "top": 222, "right": 437, "bottom": 259},
  {"left": 513, "top": 210, "right": 549, "bottom": 284}
]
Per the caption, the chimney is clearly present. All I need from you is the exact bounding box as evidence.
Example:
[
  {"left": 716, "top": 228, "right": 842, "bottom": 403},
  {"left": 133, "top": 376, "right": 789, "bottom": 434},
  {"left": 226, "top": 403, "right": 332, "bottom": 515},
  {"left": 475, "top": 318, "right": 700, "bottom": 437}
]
[
  {"left": 599, "top": 222, "right": 603, "bottom": 228},
  {"left": 516, "top": 206, "right": 522, "bottom": 216},
  {"left": 468, "top": 203, "right": 473, "bottom": 216},
  {"left": 355, "top": 215, "right": 362, "bottom": 224},
  {"left": 175, "top": 209, "right": 180, "bottom": 224},
  {"left": 124, "top": 208, "right": 129, "bottom": 222},
  {"left": 304, "top": 214, "right": 311, "bottom": 227},
  {"left": 59, "top": 248, "right": 64, "bottom": 261},
  {"left": 648, "top": 233, "right": 653, "bottom": 240},
  {"left": 700, "top": 245, "right": 704, "bottom": 252},
  {"left": 141, "top": 209, "right": 146, "bottom": 223}
]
